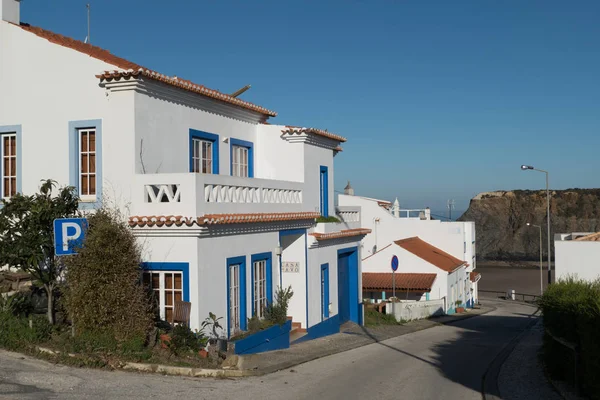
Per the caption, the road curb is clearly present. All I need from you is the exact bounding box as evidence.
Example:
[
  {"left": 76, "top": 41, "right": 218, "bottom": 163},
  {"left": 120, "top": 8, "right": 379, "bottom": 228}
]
[{"left": 481, "top": 309, "right": 540, "bottom": 400}]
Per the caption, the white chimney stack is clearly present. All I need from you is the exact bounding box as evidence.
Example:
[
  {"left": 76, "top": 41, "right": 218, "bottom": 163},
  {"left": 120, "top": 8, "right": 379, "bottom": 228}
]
[
  {"left": 1, "top": 0, "right": 20, "bottom": 24},
  {"left": 392, "top": 197, "right": 400, "bottom": 218}
]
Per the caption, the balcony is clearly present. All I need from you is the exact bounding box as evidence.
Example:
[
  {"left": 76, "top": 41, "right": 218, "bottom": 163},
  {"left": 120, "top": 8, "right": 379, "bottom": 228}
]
[
  {"left": 131, "top": 173, "right": 305, "bottom": 217},
  {"left": 312, "top": 206, "right": 362, "bottom": 234}
]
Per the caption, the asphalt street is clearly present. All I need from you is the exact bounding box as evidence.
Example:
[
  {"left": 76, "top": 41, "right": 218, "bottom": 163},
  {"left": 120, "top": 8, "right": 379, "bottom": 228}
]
[{"left": 0, "top": 299, "right": 538, "bottom": 400}]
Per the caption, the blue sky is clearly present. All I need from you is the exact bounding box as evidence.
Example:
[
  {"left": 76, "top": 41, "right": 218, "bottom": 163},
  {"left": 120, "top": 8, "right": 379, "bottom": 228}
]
[{"left": 21, "top": 0, "right": 600, "bottom": 214}]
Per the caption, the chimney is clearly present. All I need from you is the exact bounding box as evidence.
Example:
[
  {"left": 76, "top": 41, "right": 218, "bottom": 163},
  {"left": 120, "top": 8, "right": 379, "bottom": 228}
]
[
  {"left": 1, "top": 0, "right": 20, "bottom": 24},
  {"left": 392, "top": 197, "right": 400, "bottom": 218},
  {"left": 344, "top": 181, "right": 354, "bottom": 196}
]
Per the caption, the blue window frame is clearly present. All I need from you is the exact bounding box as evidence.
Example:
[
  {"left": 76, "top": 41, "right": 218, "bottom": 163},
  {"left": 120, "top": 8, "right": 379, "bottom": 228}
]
[
  {"left": 321, "top": 263, "right": 330, "bottom": 320},
  {"left": 189, "top": 129, "right": 219, "bottom": 174},
  {"left": 250, "top": 252, "right": 273, "bottom": 318},
  {"left": 69, "top": 120, "right": 102, "bottom": 210},
  {"left": 0, "top": 125, "right": 22, "bottom": 199},
  {"left": 425, "top": 292, "right": 430, "bottom": 301},
  {"left": 141, "top": 262, "right": 190, "bottom": 323},
  {"left": 319, "top": 165, "right": 329, "bottom": 216},
  {"left": 230, "top": 138, "right": 253, "bottom": 178},
  {"left": 226, "top": 256, "right": 247, "bottom": 337}
]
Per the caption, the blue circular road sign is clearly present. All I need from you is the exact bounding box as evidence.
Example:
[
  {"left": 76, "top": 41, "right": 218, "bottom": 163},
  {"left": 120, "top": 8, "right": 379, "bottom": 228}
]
[{"left": 391, "top": 255, "right": 399, "bottom": 272}]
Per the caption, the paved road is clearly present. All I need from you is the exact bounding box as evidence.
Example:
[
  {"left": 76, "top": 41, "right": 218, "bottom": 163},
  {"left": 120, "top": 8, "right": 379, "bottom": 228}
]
[{"left": 0, "top": 300, "right": 538, "bottom": 400}]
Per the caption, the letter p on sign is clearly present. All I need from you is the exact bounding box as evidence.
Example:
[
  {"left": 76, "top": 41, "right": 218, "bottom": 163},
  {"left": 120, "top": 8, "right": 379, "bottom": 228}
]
[{"left": 54, "top": 218, "right": 88, "bottom": 256}]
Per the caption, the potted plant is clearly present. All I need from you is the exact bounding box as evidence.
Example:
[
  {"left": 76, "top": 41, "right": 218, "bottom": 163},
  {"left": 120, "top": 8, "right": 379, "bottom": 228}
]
[
  {"left": 455, "top": 300, "right": 465, "bottom": 313},
  {"left": 202, "top": 312, "right": 227, "bottom": 352}
]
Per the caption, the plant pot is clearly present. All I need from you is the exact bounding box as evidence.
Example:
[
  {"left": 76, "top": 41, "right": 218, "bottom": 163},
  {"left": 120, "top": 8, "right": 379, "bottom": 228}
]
[
  {"left": 456, "top": 307, "right": 465, "bottom": 313},
  {"left": 198, "top": 349, "right": 208, "bottom": 358},
  {"left": 217, "top": 338, "right": 228, "bottom": 352}
]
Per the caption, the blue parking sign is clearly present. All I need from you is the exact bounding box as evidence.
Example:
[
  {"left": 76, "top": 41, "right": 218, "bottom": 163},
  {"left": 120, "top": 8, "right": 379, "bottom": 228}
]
[{"left": 54, "top": 218, "right": 88, "bottom": 256}]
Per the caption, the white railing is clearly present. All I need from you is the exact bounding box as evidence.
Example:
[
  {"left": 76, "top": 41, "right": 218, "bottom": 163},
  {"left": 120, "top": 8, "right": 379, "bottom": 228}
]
[
  {"left": 336, "top": 206, "right": 361, "bottom": 223},
  {"left": 132, "top": 173, "right": 305, "bottom": 216}
]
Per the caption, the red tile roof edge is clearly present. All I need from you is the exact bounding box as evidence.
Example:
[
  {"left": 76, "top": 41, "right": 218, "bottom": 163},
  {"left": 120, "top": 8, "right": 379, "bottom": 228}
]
[
  {"left": 470, "top": 271, "right": 481, "bottom": 282},
  {"left": 310, "top": 228, "right": 372, "bottom": 241},
  {"left": 129, "top": 212, "right": 321, "bottom": 228},
  {"left": 17, "top": 23, "right": 277, "bottom": 118},
  {"left": 281, "top": 126, "right": 347, "bottom": 143},
  {"left": 362, "top": 272, "right": 437, "bottom": 292}
]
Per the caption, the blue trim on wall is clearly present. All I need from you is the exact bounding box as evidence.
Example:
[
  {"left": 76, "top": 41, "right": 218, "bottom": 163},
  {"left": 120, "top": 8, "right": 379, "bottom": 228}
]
[
  {"left": 321, "top": 263, "right": 330, "bottom": 320},
  {"left": 337, "top": 246, "right": 359, "bottom": 324},
  {"left": 304, "top": 230, "right": 309, "bottom": 328},
  {"left": 234, "top": 320, "right": 291, "bottom": 355},
  {"left": 189, "top": 129, "right": 219, "bottom": 174},
  {"left": 230, "top": 138, "right": 254, "bottom": 178},
  {"left": 250, "top": 252, "right": 273, "bottom": 314},
  {"left": 279, "top": 228, "right": 305, "bottom": 237},
  {"left": 293, "top": 314, "right": 340, "bottom": 344},
  {"left": 140, "top": 262, "right": 190, "bottom": 302},
  {"left": 0, "top": 125, "right": 22, "bottom": 198},
  {"left": 226, "top": 256, "right": 247, "bottom": 338},
  {"left": 319, "top": 165, "right": 329, "bottom": 216},
  {"left": 68, "top": 120, "right": 103, "bottom": 210}
]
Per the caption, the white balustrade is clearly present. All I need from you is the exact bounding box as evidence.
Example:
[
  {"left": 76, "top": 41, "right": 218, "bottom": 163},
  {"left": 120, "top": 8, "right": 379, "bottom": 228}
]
[
  {"left": 145, "top": 184, "right": 181, "bottom": 203},
  {"left": 204, "top": 184, "right": 302, "bottom": 205}
]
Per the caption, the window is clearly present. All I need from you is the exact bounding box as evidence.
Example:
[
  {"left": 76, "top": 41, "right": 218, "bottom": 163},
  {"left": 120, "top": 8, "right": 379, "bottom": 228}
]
[
  {"left": 227, "top": 256, "right": 247, "bottom": 336},
  {"left": 69, "top": 120, "right": 102, "bottom": 206},
  {"left": 321, "top": 263, "right": 330, "bottom": 321},
  {"left": 251, "top": 252, "right": 272, "bottom": 319},
  {"left": 320, "top": 166, "right": 329, "bottom": 216},
  {"left": 253, "top": 260, "right": 267, "bottom": 318},
  {"left": 191, "top": 138, "right": 213, "bottom": 173},
  {"left": 232, "top": 146, "right": 248, "bottom": 177},
  {"left": 143, "top": 271, "right": 183, "bottom": 323},
  {"left": 189, "top": 129, "right": 219, "bottom": 174},
  {"left": 78, "top": 128, "right": 96, "bottom": 199},
  {"left": 1, "top": 134, "right": 17, "bottom": 199},
  {"left": 230, "top": 139, "right": 253, "bottom": 178}
]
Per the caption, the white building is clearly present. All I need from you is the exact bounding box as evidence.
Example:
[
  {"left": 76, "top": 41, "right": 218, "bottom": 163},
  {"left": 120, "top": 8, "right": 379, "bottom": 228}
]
[
  {"left": 555, "top": 232, "right": 600, "bottom": 282},
  {"left": 338, "top": 189, "right": 479, "bottom": 307},
  {"left": 362, "top": 237, "right": 470, "bottom": 313},
  {"left": 0, "top": 0, "right": 370, "bottom": 337}
]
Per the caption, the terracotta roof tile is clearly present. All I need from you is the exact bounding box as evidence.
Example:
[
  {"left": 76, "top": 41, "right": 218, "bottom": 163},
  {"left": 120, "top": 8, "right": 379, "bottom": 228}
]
[
  {"left": 310, "top": 228, "right": 371, "bottom": 241},
  {"left": 395, "top": 237, "right": 466, "bottom": 273},
  {"left": 128, "top": 212, "right": 320, "bottom": 228},
  {"left": 362, "top": 272, "right": 436, "bottom": 292},
  {"left": 470, "top": 271, "right": 481, "bottom": 282},
  {"left": 17, "top": 23, "right": 277, "bottom": 118},
  {"left": 281, "top": 126, "right": 347, "bottom": 143}
]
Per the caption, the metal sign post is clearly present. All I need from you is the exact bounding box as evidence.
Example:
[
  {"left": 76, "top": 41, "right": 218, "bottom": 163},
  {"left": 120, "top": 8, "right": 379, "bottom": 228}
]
[{"left": 391, "top": 255, "right": 399, "bottom": 316}]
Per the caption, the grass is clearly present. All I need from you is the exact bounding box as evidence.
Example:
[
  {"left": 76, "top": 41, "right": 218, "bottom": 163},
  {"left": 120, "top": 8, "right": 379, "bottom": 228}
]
[{"left": 364, "top": 305, "right": 403, "bottom": 327}]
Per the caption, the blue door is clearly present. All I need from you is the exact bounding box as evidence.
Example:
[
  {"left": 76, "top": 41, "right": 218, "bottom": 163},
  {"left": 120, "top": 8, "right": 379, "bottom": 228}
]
[
  {"left": 321, "top": 263, "right": 329, "bottom": 321},
  {"left": 319, "top": 166, "right": 329, "bottom": 216},
  {"left": 337, "top": 248, "right": 359, "bottom": 324}
]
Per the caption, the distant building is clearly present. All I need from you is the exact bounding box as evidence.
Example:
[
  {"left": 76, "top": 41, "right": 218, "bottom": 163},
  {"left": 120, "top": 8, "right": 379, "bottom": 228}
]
[{"left": 555, "top": 232, "right": 600, "bottom": 282}]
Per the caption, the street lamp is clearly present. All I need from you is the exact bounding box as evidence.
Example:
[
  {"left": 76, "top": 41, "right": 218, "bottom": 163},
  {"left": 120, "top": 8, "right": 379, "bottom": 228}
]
[
  {"left": 527, "top": 223, "right": 543, "bottom": 295},
  {"left": 521, "top": 165, "right": 551, "bottom": 285}
]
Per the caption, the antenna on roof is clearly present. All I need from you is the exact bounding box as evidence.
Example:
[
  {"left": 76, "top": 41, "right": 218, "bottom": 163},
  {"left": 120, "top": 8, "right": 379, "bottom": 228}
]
[
  {"left": 230, "top": 84, "right": 251, "bottom": 98},
  {"left": 84, "top": 3, "right": 91, "bottom": 44}
]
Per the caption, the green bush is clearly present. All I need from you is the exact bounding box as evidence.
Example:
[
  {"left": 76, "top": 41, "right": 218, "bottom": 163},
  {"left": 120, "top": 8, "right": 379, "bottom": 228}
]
[
  {"left": 0, "top": 291, "right": 34, "bottom": 317},
  {"left": 538, "top": 277, "right": 600, "bottom": 398},
  {"left": 316, "top": 216, "right": 341, "bottom": 223},
  {"left": 169, "top": 325, "right": 207, "bottom": 355},
  {"left": 63, "top": 208, "right": 153, "bottom": 343},
  {"left": 264, "top": 286, "right": 294, "bottom": 325},
  {"left": 0, "top": 312, "right": 52, "bottom": 350}
]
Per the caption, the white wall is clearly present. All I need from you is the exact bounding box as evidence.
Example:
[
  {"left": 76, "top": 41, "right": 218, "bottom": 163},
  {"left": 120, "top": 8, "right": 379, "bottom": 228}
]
[
  {"left": 281, "top": 232, "right": 307, "bottom": 327},
  {"left": 555, "top": 240, "right": 600, "bottom": 282},
  {"left": 255, "top": 124, "right": 304, "bottom": 182},
  {"left": 386, "top": 299, "right": 444, "bottom": 321},
  {"left": 304, "top": 145, "right": 335, "bottom": 215}
]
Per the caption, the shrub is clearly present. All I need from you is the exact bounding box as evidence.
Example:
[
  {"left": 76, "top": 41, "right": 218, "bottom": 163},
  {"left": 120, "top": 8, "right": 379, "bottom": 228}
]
[
  {"left": 316, "top": 216, "right": 341, "bottom": 223},
  {"left": 63, "top": 208, "right": 153, "bottom": 343},
  {"left": 264, "top": 286, "right": 294, "bottom": 325},
  {"left": 538, "top": 277, "right": 600, "bottom": 398},
  {"left": 0, "top": 291, "right": 34, "bottom": 317},
  {"left": 0, "top": 312, "right": 52, "bottom": 350},
  {"left": 169, "top": 325, "right": 207, "bottom": 355}
]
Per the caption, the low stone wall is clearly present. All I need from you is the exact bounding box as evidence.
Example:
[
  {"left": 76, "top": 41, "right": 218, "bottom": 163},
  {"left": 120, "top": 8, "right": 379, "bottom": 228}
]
[{"left": 386, "top": 299, "right": 445, "bottom": 321}]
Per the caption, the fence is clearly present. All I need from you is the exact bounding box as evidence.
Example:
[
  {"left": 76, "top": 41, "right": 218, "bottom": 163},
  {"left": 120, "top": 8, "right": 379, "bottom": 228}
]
[
  {"left": 386, "top": 299, "right": 445, "bottom": 322},
  {"left": 479, "top": 289, "right": 540, "bottom": 303}
]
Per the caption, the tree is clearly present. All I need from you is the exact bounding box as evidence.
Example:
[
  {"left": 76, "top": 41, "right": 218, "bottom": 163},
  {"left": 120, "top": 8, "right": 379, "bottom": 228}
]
[
  {"left": 0, "top": 180, "right": 79, "bottom": 324},
  {"left": 63, "top": 208, "right": 153, "bottom": 341}
]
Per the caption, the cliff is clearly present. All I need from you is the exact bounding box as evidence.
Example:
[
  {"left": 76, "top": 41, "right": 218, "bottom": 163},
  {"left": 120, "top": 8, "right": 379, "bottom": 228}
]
[{"left": 458, "top": 189, "right": 600, "bottom": 261}]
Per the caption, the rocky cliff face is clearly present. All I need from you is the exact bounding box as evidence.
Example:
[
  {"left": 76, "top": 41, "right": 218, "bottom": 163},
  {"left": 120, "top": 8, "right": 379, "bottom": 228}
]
[{"left": 458, "top": 189, "right": 600, "bottom": 261}]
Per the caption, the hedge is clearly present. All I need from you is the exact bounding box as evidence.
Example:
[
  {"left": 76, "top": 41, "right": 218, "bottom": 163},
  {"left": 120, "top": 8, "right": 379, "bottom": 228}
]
[{"left": 538, "top": 277, "right": 600, "bottom": 398}]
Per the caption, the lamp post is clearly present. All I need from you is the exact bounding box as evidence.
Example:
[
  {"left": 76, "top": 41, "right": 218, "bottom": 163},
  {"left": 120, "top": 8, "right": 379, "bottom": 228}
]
[
  {"left": 527, "top": 223, "right": 543, "bottom": 295},
  {"left": 521, "top": 165, "right": 551, "bottom": 286}
]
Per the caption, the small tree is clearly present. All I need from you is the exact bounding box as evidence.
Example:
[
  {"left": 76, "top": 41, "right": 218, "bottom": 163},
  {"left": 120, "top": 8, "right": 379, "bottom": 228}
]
[
  {"left": 63, "top": 208, "right": 153, "bottom": 342},
  {"left": 0, "top": 180, "right": 79, "bottom": 324}
]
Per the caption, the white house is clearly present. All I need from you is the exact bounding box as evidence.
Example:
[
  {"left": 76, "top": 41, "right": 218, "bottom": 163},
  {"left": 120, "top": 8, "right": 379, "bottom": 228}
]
[
  {"left": 554, "top": 232, "right": 600, "bottom": 282},
  {"left": 0, "top": 0, "right": 370, "bottom": 337},
  {"left": 362, "top": 237, "right": 470, "bottom": 313},
  {"left": 338, "top": 187, "right": 479, "bottom": 307}
]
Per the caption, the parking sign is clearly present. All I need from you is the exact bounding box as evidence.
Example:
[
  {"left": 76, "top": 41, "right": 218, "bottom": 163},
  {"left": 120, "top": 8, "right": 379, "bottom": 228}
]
[{"left": 54, "top": 218, "right": 88, "bottom": 256}]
